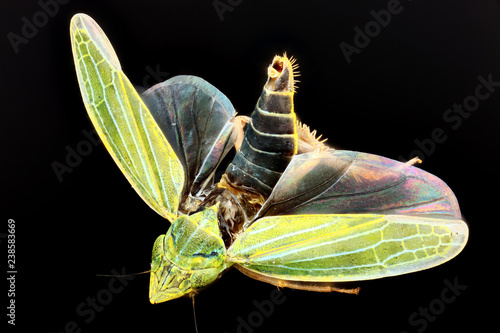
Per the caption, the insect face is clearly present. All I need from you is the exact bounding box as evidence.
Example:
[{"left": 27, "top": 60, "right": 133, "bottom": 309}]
[{"left": 149, "top": 207, "right": 228, "bottom": 303}]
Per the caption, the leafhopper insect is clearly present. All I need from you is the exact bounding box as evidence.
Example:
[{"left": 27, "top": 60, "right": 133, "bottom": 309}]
[{"left": 70, "top": 13, "right": 468, "bottom": 303}]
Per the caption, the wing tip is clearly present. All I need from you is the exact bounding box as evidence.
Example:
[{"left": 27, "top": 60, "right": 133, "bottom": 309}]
[
  {"left": 450, "top": 219, "right": 469, "bottom": 254},
  {"left": 387, "top": 214, "right": 469, "bottom": 262},
  {"left": 70, "top": 13, "right": 122, "bottom": 71}
]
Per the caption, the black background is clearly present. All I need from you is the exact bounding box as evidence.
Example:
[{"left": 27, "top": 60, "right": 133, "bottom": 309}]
[{"left": 2, "top": 0, "right": 498, "bottom": 332}]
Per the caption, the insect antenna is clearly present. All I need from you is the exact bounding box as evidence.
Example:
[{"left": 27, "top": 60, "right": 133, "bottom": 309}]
[{"left": 95, "top": 269, "right": 151, "bottom": 278}]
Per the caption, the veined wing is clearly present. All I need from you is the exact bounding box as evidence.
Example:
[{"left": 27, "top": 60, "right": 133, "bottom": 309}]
[
  {"left": 256, "top": 150, "right": 461, "bottom": 220},
  {"left": 70, "top": 14, "right": 184, "bottom": 222},
  {"left": 237, "top": 151, "right": 468, "bottom": 287},
  {"left": 142, "top": 76, "right": 245, "bottom": 212},
  {"left": 228, "top": 214, "right": 468, "bottom": 284}
]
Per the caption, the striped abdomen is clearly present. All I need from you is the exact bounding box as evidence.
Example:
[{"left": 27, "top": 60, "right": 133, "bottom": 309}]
[{"left": 224, "top": 55, "right": 298, "bottom": 197}]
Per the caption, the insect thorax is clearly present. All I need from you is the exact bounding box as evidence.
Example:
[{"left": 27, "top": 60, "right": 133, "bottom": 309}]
[{"left": 200, "top": 178, "right": 265, "bottom": 247}]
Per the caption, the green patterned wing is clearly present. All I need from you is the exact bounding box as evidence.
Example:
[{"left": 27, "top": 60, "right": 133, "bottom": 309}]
[
  {"left": 227, "top": 214, "right": 467, "bottom": 287},
  {"left": 70, "top": 14, "right": 184, "bottom": 222}
]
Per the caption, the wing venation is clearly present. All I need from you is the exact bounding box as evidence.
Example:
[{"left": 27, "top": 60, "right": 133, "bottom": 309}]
[
  {"left": 70, "top": 14, "right": 184, "bottom": 221},
  {"left": 229, "top": 214, "right": 468, "bottom": 283}
]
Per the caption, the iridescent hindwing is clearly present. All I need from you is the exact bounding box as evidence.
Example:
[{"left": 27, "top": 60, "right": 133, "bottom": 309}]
[
  {"left": 142, "top": 76, "right": 243, "bottom": 211},
  {"left": 256, "top": 150, "right": 462, "bottom": 220}
]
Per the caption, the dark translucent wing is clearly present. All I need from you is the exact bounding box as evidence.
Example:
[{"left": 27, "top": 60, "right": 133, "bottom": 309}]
[
  {"left": 256, "top": 150, "right": 461, "bottom": 220},
  {"left": 141, "top": 75, "right": 240, "bottom": 210}
]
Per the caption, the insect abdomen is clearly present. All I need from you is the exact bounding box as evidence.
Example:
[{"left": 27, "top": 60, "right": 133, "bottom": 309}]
[{"left": 225, "top": 88, "right": 297, "bottom": 196}]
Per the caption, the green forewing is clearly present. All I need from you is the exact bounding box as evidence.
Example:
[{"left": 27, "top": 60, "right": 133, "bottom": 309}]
[
  {"left": 228, "top": 214, "right": 468, "bottom": 282},
  {"left": 70, "top": 14, "right": 184, "bottom": 222}
]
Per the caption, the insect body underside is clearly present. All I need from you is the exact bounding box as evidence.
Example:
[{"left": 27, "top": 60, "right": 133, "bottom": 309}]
[{"left": 224, "top": 55, "right": 298, "bottom": 198}]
